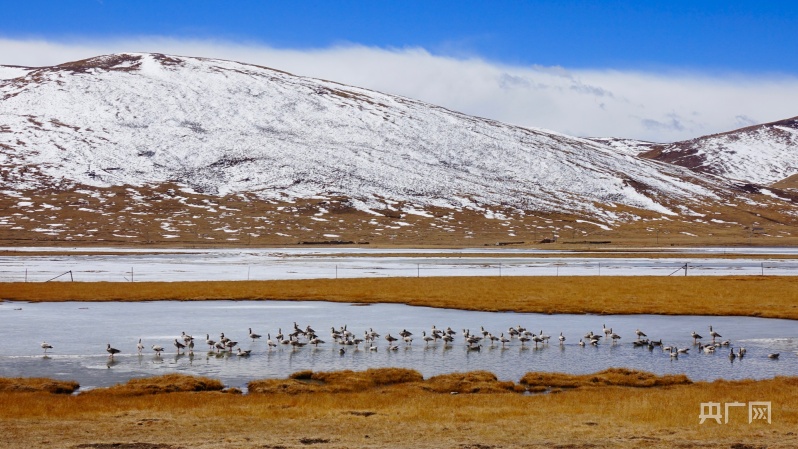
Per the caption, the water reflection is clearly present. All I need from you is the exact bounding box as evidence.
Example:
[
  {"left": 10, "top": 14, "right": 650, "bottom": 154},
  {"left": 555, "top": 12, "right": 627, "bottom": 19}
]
[{"left": 0, "top": 300, "right": 796, "bottom": 390}]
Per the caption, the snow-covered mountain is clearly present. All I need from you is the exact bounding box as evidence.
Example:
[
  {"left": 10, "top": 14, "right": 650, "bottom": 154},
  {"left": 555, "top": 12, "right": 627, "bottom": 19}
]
[
  {"left": 0, "top": 53, "right": 795, "bottom": 246},
  {"left": 640, "top": 117, "right": 798, "bottom": 187}
]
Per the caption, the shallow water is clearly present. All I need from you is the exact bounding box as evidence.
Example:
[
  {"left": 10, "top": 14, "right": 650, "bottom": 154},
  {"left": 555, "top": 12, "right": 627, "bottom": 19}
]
[{"left": 1, "top": 300, "right": 796, "bottom": 390}]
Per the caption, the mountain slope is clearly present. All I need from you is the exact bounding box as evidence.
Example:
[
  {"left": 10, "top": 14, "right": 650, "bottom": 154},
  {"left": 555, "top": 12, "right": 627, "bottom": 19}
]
[
  {"left": 640, "top": 117, "right": 798, "bottom": 187},
  {"left": 0, "top": 53, "right": 796, "bottom": 246}
]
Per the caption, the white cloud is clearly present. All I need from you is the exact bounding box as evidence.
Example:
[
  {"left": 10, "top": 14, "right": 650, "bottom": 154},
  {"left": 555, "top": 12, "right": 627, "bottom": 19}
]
[{"left": 1, "top": 37, "right": 797, "bottom": 142}]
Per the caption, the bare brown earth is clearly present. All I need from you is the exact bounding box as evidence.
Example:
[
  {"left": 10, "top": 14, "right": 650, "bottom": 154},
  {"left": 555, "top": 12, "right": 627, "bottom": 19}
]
[
  {"left": 2, "top": 182, "right": 797, "bottom": 248},
  {"left": 3, "top": 276, "right": 798, "bottom": 319},
  {"left": 1, "top": 371, "right": 797, "bottom": 449}
]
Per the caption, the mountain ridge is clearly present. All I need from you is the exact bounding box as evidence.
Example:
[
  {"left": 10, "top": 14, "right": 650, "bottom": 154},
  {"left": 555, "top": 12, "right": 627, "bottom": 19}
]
[{"left": 1, "top": 53, "right": 796, "bottom": 246}]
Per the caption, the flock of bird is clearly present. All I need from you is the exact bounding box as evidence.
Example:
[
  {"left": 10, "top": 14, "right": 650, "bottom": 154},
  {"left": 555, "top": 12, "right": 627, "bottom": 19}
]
[{"left": 38, "top": 323, "right": 785, "bottom": 361}]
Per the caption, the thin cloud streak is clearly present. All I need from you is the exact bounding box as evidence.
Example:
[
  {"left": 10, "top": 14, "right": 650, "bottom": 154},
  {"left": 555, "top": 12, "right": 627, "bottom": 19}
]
[{"left": 1, "top": 37, "right": 797, "bottom": 142}]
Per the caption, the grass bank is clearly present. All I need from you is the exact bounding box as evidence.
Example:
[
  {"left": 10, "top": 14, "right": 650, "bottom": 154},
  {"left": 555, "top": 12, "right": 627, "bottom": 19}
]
[
  {"left": 1, "top": 371, "right": 796, "bottom": 448},
  {"left": 3, "top": 276, "right": 798, "bottom": 319}
]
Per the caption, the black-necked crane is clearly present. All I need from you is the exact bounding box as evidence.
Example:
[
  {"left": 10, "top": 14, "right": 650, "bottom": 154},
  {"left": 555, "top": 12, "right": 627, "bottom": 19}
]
[
  {"left": 41, "top": 341, "right": 53, "bottom": 354},
  {"left": 106, "top": 343, "right": 120, "bottom": 358}
]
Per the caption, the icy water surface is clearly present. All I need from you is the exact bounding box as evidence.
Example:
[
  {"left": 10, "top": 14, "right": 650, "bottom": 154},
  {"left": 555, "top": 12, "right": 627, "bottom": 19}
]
[
  {"left": 1, "top": 300, "right": 796, "bottom": 390},
  {"left": 3, "top": 246, "right": 798, "bottom": 282}
]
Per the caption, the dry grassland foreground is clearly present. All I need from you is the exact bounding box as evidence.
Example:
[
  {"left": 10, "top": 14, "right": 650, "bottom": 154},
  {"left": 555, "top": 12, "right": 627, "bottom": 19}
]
[{"left": 0, "top": 371, "right": 797, "bottom": 449}]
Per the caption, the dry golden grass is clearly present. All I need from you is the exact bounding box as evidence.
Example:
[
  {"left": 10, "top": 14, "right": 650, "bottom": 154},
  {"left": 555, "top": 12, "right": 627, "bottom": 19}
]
[
  {"left": 249, "top": 367, "right": 423, "bottom": 394},
  {"left": 419, "top": 370, "right": 523, "bottom": 394},
  {"left": 520, "top": 367, "right": 692, "bottom": 391},
  {"left": 4, "top": 275, "right": 798, "bottom": 319},
  {"left": 81, "top": 374, "right": 224, "bottom": 396},
  {"left": 1, "top": 371, "right": 797, "bottom": 448},
  {"left": 249, "top": 368, "right": 520, "bottom": 395},
  {"left": 0, "top": 377, "right": 79, "bottom": 394}
]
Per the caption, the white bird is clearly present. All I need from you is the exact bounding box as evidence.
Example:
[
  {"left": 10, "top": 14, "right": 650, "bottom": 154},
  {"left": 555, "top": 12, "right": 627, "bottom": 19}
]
[
  {"left": 558, "top": 332, "right": 566, "bottom": 345},
  {"left": 136, "top": 338, "right": 145, "bottom": 354},
  {"left": 151, "top": 344, "right": 165, "bottom": 356},
  {"left": 41, "top": 341, "right": 53, "bottom": 354},
  {"left": 106, "top": 343, "right": 120, "bottom": 358}
]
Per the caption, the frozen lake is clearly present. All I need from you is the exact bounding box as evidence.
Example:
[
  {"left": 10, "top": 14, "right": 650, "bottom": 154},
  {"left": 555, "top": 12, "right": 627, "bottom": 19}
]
[
  {"left": 1, "top": 300, "right": 796, "bottom": 390},
  {"left": 2, "top": 246, "right": 798, "bottom": 282}
]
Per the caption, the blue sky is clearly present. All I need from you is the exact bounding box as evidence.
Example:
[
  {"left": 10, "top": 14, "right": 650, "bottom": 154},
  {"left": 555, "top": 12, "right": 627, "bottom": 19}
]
[{"left": 1, "top": 1, "right": 797, "bottom": 141}]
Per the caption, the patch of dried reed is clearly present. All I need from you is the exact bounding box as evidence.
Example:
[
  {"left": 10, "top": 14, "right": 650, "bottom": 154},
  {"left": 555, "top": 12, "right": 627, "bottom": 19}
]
[
  {"left": 0, "top": 377, "right": 79, "bottom": 394},
  {"left": 83, "top": 374, "right": 223, "bottom": 396}
]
